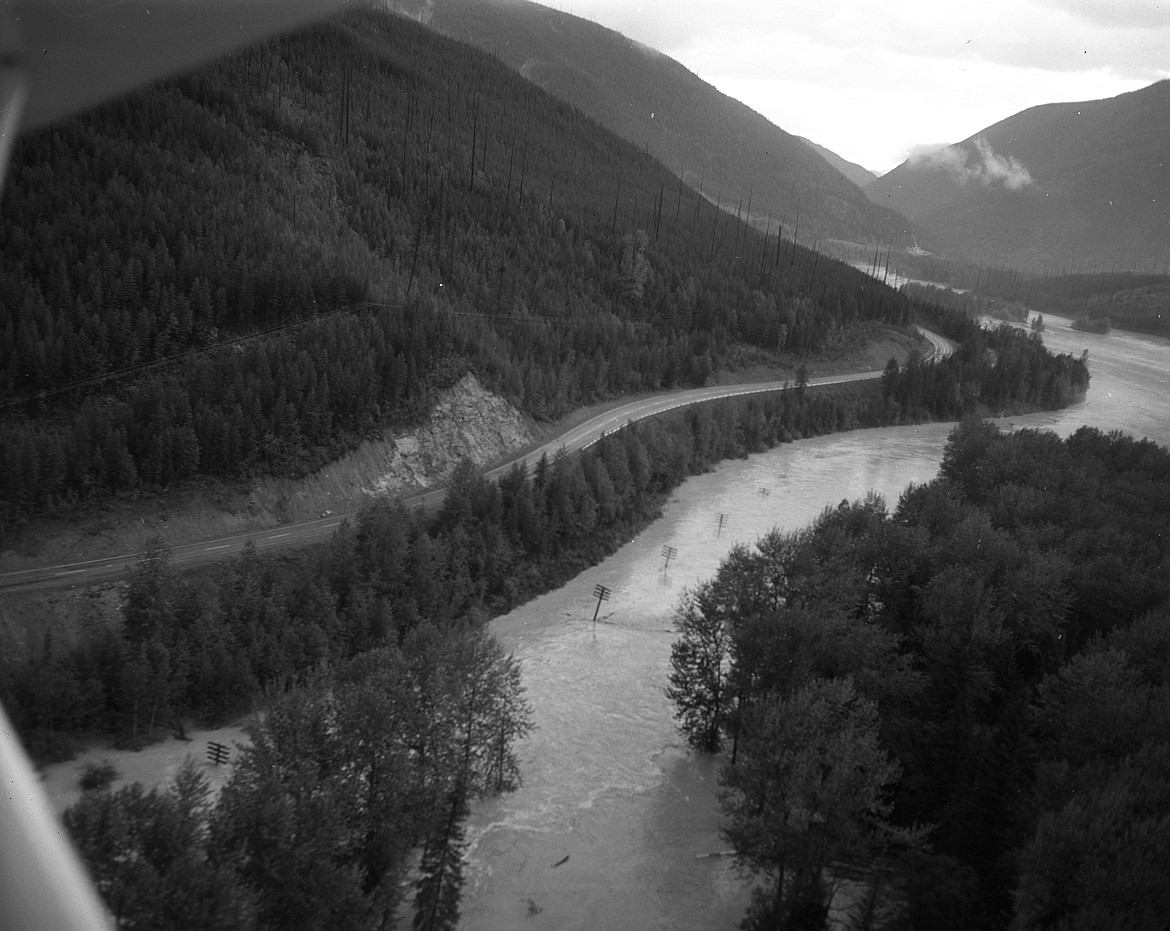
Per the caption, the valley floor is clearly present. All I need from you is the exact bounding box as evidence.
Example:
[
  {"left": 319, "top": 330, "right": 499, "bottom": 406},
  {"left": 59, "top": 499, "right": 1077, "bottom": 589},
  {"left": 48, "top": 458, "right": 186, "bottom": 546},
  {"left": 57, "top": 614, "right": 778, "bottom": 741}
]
[{"left": 0, "top": 325, "right": 923, "bottom": 653}]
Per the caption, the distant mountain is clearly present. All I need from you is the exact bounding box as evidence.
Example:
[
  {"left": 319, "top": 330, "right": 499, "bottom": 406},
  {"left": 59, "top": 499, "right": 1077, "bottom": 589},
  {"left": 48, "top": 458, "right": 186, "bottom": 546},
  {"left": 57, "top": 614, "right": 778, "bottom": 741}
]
[
  {"left": 798, "top": 137, "right": 877, "bottom": 188},
  {"left": 392, "top": 0, "right": 917, "bottom": 252},
  {"left": 865, "top": 81, "right": 1170, "bottom": 272}
]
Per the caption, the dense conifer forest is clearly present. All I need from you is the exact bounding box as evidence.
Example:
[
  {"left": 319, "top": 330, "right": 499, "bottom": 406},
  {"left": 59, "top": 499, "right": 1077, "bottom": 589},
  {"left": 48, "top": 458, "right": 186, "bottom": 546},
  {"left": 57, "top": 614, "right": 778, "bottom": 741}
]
[
  {"left": 899, "top": 268, "right": 1170, "bottom": 338},
  {"left": 668, "top": 421, "right": 1170, "bottom": 930},
  {"left": 1012, "top": 271, "right": 1168, "bottom": 337},
  {"left": 0, "top": 7, "right": 922, "bottom": 524}
]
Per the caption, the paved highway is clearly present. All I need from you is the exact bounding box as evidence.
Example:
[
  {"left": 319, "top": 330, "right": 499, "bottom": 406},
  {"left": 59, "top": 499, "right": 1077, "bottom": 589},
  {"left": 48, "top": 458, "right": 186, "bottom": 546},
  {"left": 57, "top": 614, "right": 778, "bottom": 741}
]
[{"left": 0, "top": 328, "right": 953, "bottom": 594}]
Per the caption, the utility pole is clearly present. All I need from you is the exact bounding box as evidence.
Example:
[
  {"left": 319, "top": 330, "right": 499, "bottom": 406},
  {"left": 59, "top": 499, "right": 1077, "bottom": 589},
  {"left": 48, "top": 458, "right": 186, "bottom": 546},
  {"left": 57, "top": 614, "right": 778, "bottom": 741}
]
[
  {"left": 661, "top": 545, "right": 677, "bottom": 571},
  {"left": 591, "top": 584, "right": 611, "bottom": 627},
  {"left": 716, "top": 513, "right": 727, "bottom": 537}
]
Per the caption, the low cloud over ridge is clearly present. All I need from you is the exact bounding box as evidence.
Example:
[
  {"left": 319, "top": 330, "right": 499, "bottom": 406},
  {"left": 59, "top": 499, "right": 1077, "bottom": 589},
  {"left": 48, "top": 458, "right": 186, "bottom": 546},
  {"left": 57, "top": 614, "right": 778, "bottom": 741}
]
[{"left": 910, "top": 137, "right": 1034, "bottom": 190}]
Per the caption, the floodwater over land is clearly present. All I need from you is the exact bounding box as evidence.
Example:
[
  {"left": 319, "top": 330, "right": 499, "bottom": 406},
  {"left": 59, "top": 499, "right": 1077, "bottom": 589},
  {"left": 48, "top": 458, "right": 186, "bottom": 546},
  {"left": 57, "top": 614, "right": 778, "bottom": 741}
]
[{"left": 461, "top": 314, "right": 1170, "bottom": 929}]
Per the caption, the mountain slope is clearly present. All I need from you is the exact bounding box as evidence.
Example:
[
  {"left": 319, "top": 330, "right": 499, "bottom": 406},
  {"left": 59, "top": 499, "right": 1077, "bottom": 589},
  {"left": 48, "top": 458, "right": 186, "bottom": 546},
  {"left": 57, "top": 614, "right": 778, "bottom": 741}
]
[
  {"left": 865, "top": 81, "right": 1170, "bottom": 272},
  {"left": 0, "top": 7, "right": 921, "bottom": 517},
  {"left": 799, "top": 137, "right": 877, "bottom": 188},
  {"left": 396, "top": 0, "right": 916, "bottom": 251}
]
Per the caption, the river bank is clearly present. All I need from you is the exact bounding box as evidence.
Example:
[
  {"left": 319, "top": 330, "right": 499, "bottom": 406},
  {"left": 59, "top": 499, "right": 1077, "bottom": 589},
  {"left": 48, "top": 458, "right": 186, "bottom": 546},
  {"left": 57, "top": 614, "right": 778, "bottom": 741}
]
[
  {"left": 461, "top": 422, "right": 959, "bottom": 929},
  {"left": 38, "top": 720, "right": 250, "bottom": 815},
  {"left": 459, "top": 311, "right": 1170, "bottom": 929}
]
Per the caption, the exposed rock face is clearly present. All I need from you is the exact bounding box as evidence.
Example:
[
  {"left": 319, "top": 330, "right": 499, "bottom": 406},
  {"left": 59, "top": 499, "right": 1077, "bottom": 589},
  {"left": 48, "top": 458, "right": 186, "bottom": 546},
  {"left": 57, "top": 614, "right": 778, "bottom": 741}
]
[
  {"left": 250, "top": 373, "right": 536, "bottom": 521},
  {"left": 367, "top": 373, "right": 536, "bottom": 494}
]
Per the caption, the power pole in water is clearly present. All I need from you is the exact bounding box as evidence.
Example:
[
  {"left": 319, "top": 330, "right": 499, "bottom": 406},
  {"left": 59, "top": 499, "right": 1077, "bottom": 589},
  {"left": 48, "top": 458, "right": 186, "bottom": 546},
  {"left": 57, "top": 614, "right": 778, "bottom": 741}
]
[
  {"left": 661, "top": 545, "right": 677, "bottom": 571},
  {"left": 716, "top": 513, "right": 727, "bottom": 537},
  {"left": 591, "top": 584, "right": 611, "bottom": 627}
]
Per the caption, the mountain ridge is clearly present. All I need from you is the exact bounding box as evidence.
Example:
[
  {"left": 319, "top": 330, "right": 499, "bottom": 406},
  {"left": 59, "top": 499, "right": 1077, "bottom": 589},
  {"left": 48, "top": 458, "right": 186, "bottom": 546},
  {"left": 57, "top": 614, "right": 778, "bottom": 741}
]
[
  {"left": 397, "top": 0, "right": 922, "bottom": 253},
  {"left": 865, "top": 80, "right": 1170, "bottom": 272},
  {"left": 798, "top": 137, "right": 878, "bottom": 188}
]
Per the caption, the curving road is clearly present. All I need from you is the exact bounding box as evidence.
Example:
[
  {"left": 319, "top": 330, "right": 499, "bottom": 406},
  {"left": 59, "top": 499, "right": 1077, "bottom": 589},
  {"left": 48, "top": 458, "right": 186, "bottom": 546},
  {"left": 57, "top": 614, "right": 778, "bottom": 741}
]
[{"left": 0, "top": 328, "right": 953, "bottom": 594}]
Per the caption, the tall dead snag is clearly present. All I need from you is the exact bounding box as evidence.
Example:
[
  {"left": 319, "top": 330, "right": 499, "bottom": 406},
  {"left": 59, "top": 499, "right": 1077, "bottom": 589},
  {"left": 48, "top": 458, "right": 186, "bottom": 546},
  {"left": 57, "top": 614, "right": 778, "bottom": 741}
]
[
  {"left": 611, "top": 170, "right": 622, "bottom": 235},
  {"left": 407, "top": 207, "right": 425, "bottom": 296},
  {"left": 733, "top": 197, "right": 743, "bottom": 255},
  {"left": 338, "top": 62, "right": 352, "bottom": 146},
  {"left": 434, "top": 174, "right": 447, "bottom": 264},
  {"left": 790, "top": 206, "right": 800, "bottom": 265},
  {"left": 759, "top": 212, "right": 772, "bottom": 279},
  {"left": 517, "top": 124, "right": 530, "bottom": 209},
  {"left": 468, "top": 90, "right": 479, "bottom": 193},
  {"left": 504, "top": 131, "right": 515, "bottom": 205},
  {"left": 692, "top": 167, "right": 705, "bottom": 233},
  {"left": 737, "top": 187, "right": 753, "bottom": 257},
  {"left": 710, "top": 192, "right": 722, "bottom": 259},
  {"left": 654, "top": 184, "right": 664, "bottom": 241},
  {"left": 480, "top": 99, "right": 490, "bottom": 180}
]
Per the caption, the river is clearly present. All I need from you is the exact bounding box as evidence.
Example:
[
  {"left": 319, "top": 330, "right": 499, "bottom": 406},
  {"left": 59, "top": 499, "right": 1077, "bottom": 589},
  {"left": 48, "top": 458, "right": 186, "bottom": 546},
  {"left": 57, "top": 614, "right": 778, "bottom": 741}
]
[{"left": 460, "top": 313, "right": 1170, "bottom": 929}]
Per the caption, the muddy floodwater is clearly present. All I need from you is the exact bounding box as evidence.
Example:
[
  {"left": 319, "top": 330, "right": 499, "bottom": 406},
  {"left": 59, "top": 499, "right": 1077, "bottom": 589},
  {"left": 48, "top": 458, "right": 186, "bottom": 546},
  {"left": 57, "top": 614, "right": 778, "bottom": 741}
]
[{"left": 462, "top": 314, "right": 1170, "bottom": 929}]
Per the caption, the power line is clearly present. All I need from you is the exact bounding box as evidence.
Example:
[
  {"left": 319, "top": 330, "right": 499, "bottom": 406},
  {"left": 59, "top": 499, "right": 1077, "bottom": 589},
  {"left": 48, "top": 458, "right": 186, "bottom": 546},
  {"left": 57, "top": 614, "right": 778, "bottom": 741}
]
[
  {"left": 0, "top": 299, "right": 374, "bottom": 411},
  {"left": 1, "top": 297, "right": 664, "bottom": 410}
]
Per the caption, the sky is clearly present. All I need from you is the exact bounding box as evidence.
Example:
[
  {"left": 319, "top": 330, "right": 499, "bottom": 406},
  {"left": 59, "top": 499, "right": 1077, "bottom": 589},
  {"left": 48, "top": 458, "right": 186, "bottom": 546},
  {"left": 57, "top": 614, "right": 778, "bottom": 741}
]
[{"left": 546, "top": 0, "right": 1170, "bottom": 174}]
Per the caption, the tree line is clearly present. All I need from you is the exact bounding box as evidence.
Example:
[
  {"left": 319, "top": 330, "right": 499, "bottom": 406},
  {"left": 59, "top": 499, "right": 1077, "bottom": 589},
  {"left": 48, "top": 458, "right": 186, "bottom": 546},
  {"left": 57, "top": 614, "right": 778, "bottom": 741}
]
[
  {"left": 901, "top": 271, "right": 1170, "bottom": 339},
  {"left": 668, "top": 420, "right": 1170, "bottom": 929},
  {"left": 63, "top": 633, "right": 531, "bottom": 931}
]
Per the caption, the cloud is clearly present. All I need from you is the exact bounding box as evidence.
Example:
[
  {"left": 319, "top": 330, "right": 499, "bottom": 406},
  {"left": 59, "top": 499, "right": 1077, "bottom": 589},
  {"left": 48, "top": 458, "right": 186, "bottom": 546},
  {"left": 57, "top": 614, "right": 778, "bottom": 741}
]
[
  {"left": 904, "top": 143, "right": 955, "bottom": 160},
  {"left": 570, "top": 0, "right": 1170, "bottom": 82},
  {"left": 910, "top": 138, "right": 1034, "bottom": 190},
  {"left": 563, "top": 0, "right": 1170, "bottom": 170},
  {"left": 1032, "top": 0, "right": 1170, "bottom": 30}
]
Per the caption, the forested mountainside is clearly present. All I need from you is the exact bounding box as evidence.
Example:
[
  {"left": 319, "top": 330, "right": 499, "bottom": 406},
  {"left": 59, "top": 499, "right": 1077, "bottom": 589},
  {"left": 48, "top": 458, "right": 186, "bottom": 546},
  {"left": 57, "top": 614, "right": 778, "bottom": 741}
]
[
  {"left": 799, "top": 136, "right": 879, "bottom": 188},
  {"left": 1015, "top": 272, "right": 1170, "bottom": 337},
  {"left": 979, "top": 271, "right": 1170, "bottom": 338},
  {"left": 669, "top": 421, "right": 1170, "bottom": 929},
  {"left": 899, "top": 269, "right": 1170, "bottom": 339},
  {"left": 866, "top": 80, "right": 1170, "bottom": 272},
  {"left": 390, "top": 0, "right": 920, "bottom": 251},
  {"left": 0, "top": 7, "right": 919, "bottom": 524}
]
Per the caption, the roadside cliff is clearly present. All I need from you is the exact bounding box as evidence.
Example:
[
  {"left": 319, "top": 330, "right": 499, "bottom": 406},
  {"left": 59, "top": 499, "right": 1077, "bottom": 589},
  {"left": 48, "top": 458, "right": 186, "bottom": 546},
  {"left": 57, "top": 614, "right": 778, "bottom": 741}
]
[
  {"left": 252, "top": 373, "right": 538, "bottom": 519},
  {"left": 0, "top": 374, "right": 537, "bottom": 579}
]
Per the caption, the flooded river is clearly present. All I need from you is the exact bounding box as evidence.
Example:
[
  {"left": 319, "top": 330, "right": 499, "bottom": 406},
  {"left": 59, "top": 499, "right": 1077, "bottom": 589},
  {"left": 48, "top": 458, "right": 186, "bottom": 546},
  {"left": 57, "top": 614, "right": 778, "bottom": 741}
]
[{"left": 461, "top": 314, "right": 1170, "bottom": 929}]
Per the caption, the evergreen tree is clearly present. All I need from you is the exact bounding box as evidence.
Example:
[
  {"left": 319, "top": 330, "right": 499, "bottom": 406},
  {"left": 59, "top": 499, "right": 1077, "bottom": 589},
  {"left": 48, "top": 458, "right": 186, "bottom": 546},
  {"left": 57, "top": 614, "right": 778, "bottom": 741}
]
[
  {"left": 720, "top": 678, "right": 911, "bottom": 930},
  {"left": 412, "top": 788, "right": 469, "bottom": 931},
  {"left": 666, "top": 586, "right": 731, "bottom": 752}
]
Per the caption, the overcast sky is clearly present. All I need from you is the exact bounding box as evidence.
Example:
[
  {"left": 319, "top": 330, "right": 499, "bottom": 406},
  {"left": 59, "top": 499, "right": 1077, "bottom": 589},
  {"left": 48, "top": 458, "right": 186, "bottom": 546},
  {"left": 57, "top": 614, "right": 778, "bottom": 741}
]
[{"left": 550, "top": 0, "right": 1170, "bottom": 174}]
